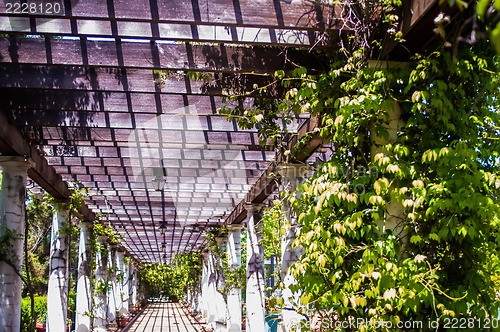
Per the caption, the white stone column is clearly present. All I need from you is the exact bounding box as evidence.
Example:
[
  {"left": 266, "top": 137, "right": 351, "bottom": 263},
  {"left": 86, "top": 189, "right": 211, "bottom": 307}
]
[
  {"left": 206, "top": 251, "right": 218, "bottom": 329},
  {"left": 278, "top": 164, "right": 307, "bottom": 332},
  {"left": 195, "top": 291, "right": 202, "bottom": 313},
  {"left": 245, "top": 203, "right": 266, "bottom": 332},
  {"left": 226, "top": 226, "right": 243, "bottom": 332},
  {"left": 46, "top": 201, "right": 71, "bottom": 332},
  {"left": 116, "top": 250, "right": 128, "bottom": 315},
  {"left": 213, "top": 237, "right": 228, "bottom": 332},
  {"left": 130, "top": 264, "right": 137, "bottom": 308},
  {"left": 75, "top": 222, "right": 92, "bottom": 332},
  {"left": 0, "top": 156, "right": 34, "bottom": 332},
  {"left": 93, "top": 236, "right": 108, "bottom": 332},
  {"left": 370, "top": 101, "right": 406, "bottom": 242},
  {"left": 123, "top": 258, "right": 130, "bottom": 313},
  {"left": 201, "top": 249, "right": 210, "bottom": 319},
  {"left": 107, "top": 246, "right": 117, "bottom": 322}
]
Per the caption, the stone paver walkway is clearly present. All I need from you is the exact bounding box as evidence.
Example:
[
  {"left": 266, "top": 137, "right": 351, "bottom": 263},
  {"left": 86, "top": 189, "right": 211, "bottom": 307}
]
[{"left": 124, "top": 302, "right": 208, "bottom": 332}]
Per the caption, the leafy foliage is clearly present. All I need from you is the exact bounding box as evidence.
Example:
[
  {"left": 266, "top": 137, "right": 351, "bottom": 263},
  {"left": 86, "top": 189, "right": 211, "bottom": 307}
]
[
  {"left": 20, "top": 296, "right": 47, "bottom": 329},
  {"left": 210, "top": 2, "right": 500, "bottom": 329},
  {"left": 171, "top": 251, "right": 203, "bottom": 300},
  {"left": 203, "top": 228, "right": 246, "bottom": 300},
  {"left": 262, "top": 201, "right": 284, "bottom": 261},
  {"left": 475, "top": 0, "right": 500, "bottom": 53},
  {"left": 24, "top": 194, "right": 53, "bottom": 296},
  {"left": 283, "top": 47, "right": 500, "bottom": 328},
  {"left": 137, "top": 262, "right": 176, "bottom": 299}
]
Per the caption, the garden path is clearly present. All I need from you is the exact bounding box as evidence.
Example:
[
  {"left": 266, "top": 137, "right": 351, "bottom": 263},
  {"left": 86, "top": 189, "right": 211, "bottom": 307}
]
[{"left": 122, "top": 302, "right": 208, "bottom": 332}]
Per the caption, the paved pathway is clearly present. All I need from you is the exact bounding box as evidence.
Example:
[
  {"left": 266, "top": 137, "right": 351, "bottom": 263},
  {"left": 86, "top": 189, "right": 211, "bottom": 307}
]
[{"left": 124, "top": 302, "right": 208, "bottom": 332}]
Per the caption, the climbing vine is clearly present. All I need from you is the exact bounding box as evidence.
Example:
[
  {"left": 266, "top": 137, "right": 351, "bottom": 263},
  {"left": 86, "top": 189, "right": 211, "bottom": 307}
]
[
  {"left": 137, "top": 262, "right": 176, "bottom": 299},
  {"left": 152, "top": 1, "right": 500, "bottom": 328},
  {"left": 203, "top": 227, "right": 246, "bottom": 301},
  {"left": 170, "top": 251, "right": 203, "bottom": 302},
  {"left": 203, "top": 1, "right": 500, "bottom": 330},
  {"left": 282, "top": 44, "right": 500, "bottom": 330}
]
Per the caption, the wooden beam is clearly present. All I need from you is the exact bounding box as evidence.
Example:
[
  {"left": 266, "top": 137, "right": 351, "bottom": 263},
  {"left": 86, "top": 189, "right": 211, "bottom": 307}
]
[
  {"left": 0, "top": 88, "right": 253, "bottom": 113},
  {"left": 0, "top": 111, "right": 95, "bottom": 221},
  {"left": 410, "top": 0, "right": 439, "bottom": 29},
  {"left": 0, "top": 64, "right": 274, "bottom": 96},
  {"left": 5, "top": 111, "right": 272, "bottom": 133},
  {"left": 0, "top": 0, "right": 343, "bottom": 46},
  {"left": 0, "top": 37, "right": 317, "bottom": 74}
]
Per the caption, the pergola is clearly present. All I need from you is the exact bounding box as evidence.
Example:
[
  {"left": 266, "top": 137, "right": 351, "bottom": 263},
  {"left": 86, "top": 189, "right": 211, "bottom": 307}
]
[
  {"left": 0, "top": 0, "right": 345, "bottom": 263},
  {"left": 0, "top": 0, "right": 452, "bottom": 330}
]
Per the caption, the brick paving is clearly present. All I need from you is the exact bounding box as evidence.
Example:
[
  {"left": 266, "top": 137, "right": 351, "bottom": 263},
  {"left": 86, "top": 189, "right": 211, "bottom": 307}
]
[{"left": 110, "top": 302, "right": 209, "bottom": 332}]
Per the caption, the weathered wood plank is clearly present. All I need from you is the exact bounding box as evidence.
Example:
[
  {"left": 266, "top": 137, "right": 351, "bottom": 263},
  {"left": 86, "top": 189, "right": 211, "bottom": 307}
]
[
  {"left": 0, "top": 88, "right": 257, "bottom": 114},
  {"left": 7, "top": 111, "right": 262, "bottom": 132},
  {"left": 410, "top": 0, "right": 438, "bottom": 28},
  {"left": 0, "top": 0, "right": 338, "bottom": 29},
  {"left": 0, "top": 64, "right": 274, "bottom": 95},
  {"left": 50, "top": 158, "right": 270, "bottom": 170},
  {"left": 0, "top": 20, "right": 314, "bottom": 46},
  {"left": 0, "top": 0, "right": 346, "bottom": 46},
  {"left": 0, "top": 37, "right": 311, "bottom": 73}
]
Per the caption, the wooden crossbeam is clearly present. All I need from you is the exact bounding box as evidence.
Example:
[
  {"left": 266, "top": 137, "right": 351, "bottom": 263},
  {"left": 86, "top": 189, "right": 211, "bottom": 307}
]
[
  {"left": 0, "top": 0, "right": 342, "bottom": 45},
  {"left": 5, "top": 111, "right": 268, "bottom": 131},
  {"left": 0, "top": 37, "right": 315, "bottom": 73},
  {"left": 0, "top": 89, "right": 255, "bottom": 113},
  {"left": 0, "top": 64, "right": 274, "bottom": 96},
  {"left": 0, "top": 0, "right": 335, "bottom": 28}
]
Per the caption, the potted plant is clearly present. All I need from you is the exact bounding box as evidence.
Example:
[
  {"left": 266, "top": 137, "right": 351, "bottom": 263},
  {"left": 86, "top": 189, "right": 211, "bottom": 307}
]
[
  {"left": 133, "top": 303, "right": 140, "bottom": 311},
  {"left": 116, "top": 315, "right": 127, "bottom": 328},
  {"left": 35, "top": 315, "right": 72, "bottom": 332},
  {"left": 35, "top": 314, "right": 46, "bottom": 332},
  {"left": 66, "top": 317, "right": 73, "bottom": 332}
]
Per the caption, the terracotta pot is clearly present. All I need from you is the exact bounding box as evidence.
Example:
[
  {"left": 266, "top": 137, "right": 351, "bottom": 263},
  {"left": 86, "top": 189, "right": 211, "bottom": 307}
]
[
  {"left": 117, "top": 318, "right": 127, "bottom": 328},
  {"left": 35, "top": 323, "right": 70, "bottom": 331},
  {"left": 133, "top": 306, "right": 140, "bottom": 311}
]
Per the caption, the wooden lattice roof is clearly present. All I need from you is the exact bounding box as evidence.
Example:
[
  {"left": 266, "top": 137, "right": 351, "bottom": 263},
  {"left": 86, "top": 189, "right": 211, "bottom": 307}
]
[
  {"left": 0, "top": 0, "right": 444, "bottom": 262},
  {"left": 0, "top": 0, "right": 342, "bottom": 262}
]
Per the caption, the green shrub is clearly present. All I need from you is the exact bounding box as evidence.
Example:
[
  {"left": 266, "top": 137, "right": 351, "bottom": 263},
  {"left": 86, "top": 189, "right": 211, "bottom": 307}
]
[
  {"left": 20, "top": 297, "right": 33, "bottom": 332},
  {"left": 20, "top": 296, "right": 47, "bottom": 331},
  {"left": 68, "top": 290, "right": 76, "bottom": 329}
]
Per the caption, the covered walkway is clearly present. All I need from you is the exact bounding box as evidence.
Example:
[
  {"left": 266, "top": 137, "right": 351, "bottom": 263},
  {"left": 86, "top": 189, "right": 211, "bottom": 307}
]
[
  {"left": 121, "top": 302, "right": 207, "bottom": 332},
  {"left": 0, "top": 0, "right": 446, "bottom": 331}
]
